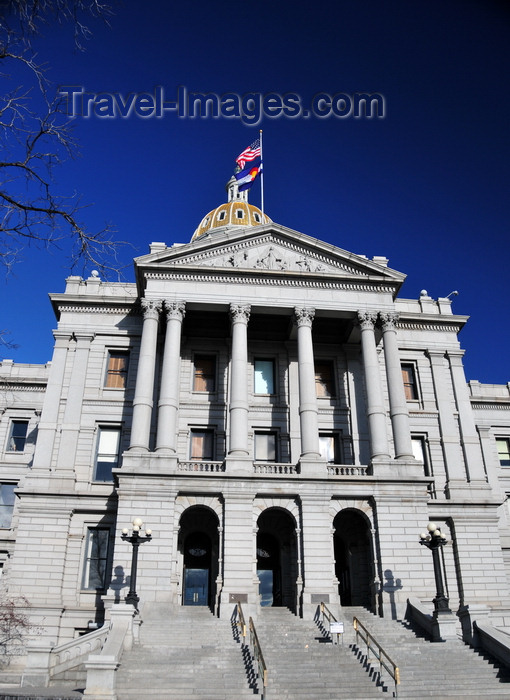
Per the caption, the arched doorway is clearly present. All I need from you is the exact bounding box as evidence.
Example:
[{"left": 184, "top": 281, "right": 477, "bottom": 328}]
[
  {"left": 179, "top": 506, "right": 219, "bottom": 610},
  {"left": 333, "top": 509, "right": 374, "bottom": 610},
  {"left": 257, "top": 508, "right": 298, "bottom": 613}
]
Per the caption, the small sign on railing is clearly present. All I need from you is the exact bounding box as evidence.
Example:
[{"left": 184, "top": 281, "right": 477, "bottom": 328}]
[
  {"left": 330, "top": 620, "right": 344, "bottom": 645},
  {"left": 330, "top": 621, "right": 344, "bottom": 634}
]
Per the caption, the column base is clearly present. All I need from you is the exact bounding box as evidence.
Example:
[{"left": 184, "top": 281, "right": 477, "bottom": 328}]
[
  {"left": 298, "top": 457, "right": 326, "bottom": 475},
  {"left": 370, "top": 457, "right": 424, "bottom": 478},
  {"left": 224, "top": 456, "right": 253, "bottom": 474}
]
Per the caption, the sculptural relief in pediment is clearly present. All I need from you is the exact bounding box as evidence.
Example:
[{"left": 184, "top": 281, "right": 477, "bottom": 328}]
[{"left": 167, "top": 239, "right": 363, "bottom": 276}]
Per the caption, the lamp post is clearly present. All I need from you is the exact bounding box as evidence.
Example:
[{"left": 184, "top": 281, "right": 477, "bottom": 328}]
[
  {"left": 419, "top": 522, "right": 451, "bottom": 617},
  {"left": 121, "top": 517, "right": 152, "bottom": 610}
]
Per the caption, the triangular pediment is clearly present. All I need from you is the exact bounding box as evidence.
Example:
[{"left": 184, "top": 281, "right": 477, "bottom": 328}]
[{"left": 135, "top": 223, "right": 405, "bottom": 285}]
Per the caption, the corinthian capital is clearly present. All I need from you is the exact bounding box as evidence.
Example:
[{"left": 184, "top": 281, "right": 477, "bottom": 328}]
[
  {"left": 357, "top": 310, "right": 378, "bottom": 330},
  {"left": 164, "top": 300, "right": 186, "bottom": 321},
  {"left": 141, "top": 297, "right": 163, "bottom": 320},
  {"left": 379, "top": 312, "right": 400, "bottom": 331},
  {"left": 294, "top": 307, "right": 315, "bottom": 328},
  {"left": 230, "top": 303, "right": 251, "bottom": 324}
]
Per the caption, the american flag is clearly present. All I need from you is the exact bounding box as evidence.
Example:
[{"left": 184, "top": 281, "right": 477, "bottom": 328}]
[{"left": 235, "top": 139, "right": 261, "bottom": 169}]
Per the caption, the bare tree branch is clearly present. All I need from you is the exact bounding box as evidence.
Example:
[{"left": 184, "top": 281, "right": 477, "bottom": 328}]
[{"left": 0, "top": 1, "right": 129, "bottom": 280}]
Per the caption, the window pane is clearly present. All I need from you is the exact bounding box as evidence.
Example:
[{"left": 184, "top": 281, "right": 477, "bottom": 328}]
[
  {"left": 497, "top": 439, "right": 510, "bottom": 467},
  {"left": 191, "top": 431, "right": 213, "bottom": 460},
  {"left": 254, "top": 360, "right": 274, "bottom": 394},
  {"left": 0, "top": 484, "right": 16, "bottom": 528},
  {"left": 83, "top": 529, "right": 109, "bottom": 590},
  {"left": 7, "top": 421, "right": 29, "bottom": 452},
  {"left": 315, "top": 362, "right": 335, "bottom": 398},
  {"left": 402, "top": 364, "right": 417, "bottom": 400},
  {"left": 319, "top": 435, "right": 337, "bottom": 463},
  {"left": 255, "top": 433, "right": 276, "bottom": 461},
  {"left": 411, "top": 438, "right": 425, "bottom": 461},
  {"left": 105, "top": 352, "right": 129, "bottom": 388},
  {"left": 194, "top": 356, "right": 216, "bottom": 392},
  {"left": 94, "top": 428, "right": 121, "bottom": 481}
]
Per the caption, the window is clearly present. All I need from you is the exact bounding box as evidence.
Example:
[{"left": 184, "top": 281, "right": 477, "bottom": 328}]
[
  {"left": 315, "top": 361, "right": 335, "bottom": 398},
  {"left": 82, "top": 528, "right": 110, "bottom": 590},
  {"left": 412, "top": 435, "right": 431, "bottom": 472},
  {"left": 7, "top": 420, "right": 29, "bottom": 452},
  {"left": 497, "top": 438, "right": 510, "bottom": 468},
  {"left": 218, "top": 211, "right": 226, "bottom": 221},
  {"left": 105, "top": 351, "right": 129, "bottom": 389},
  {"left": 193, "top": 355, "right": 216, "bottom": 392},
  {"left": 254, "top": 359, "right": 275, "bottom": 394},
  {"left": 255, "top": 432, "right": 277, "bottom": 461},
  {"left": 190, "top": 429, "right": 214, "bottom": 461},
  {"left": 236, "top": 209, "right": 244, "bottom": 219},
  {"left": 401, "top": 364, "right": 418, "bottom": 401},
  {"left": 319, "top": 434, "right": 340, "bottom": 463},
  {"left": 94, "top": 427, "right": 121, "bottom": 481},
  {"left": 0, "top": 484, "right": 16, "bottom": 528}
]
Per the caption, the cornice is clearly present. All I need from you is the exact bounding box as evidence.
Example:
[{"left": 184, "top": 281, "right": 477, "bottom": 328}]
[
  {"left": 396, "top": 320, "right": 464, "bottom": 333},
  {"left": 471, "top": 401, "right": 510, "bottom": 411},
  {"left": 56, "top": 304, "right": 138, "bottom": 315},
  {"left": 145, "top": 270, "right": 397, "bottom": 294},
  {"left": 82, "top": 399, "right": 128, "bottom": 408},
  {"left": 0, "top": 382, "right": 46, "bottom": 392}
]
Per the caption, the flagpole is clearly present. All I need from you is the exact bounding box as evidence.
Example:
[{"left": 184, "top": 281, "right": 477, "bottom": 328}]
[{"left": 259, "top": 129, "right": 264, "bottom": 218}]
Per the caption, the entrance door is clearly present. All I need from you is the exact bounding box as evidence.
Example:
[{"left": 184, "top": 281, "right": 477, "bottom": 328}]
[
  {"left": 184, "top": 568, "right": 209, "bottom": 606},
  {"left": 333, "top": 509, "right": 374, "bottom": 610},
  {"left": 257, "top": 509, "right": 298, "bottom": 612},
  {"left": 182, "top": 531, "right": 211, "bottom": 607},
  {"left": 257, "top": 533, "right": 280, "bottom": 607}
]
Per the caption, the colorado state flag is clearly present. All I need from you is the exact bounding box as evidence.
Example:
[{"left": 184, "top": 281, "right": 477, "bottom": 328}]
[{"left": 235, "top": 163, "right": 263, "bottom": 191}]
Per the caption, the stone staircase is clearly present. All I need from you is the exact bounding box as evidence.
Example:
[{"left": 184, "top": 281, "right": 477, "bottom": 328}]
[
  {"left": 254, "top": 607, "right": 384, "bottom": 698},
  {"left": 115, "top": 604, "right": 255, "bottom": 699},
  {"left": 347, "top": 606, "right": 510, "bottom": 699}
]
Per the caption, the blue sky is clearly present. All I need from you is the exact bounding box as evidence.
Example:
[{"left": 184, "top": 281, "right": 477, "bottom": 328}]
[{"left": 1, "top": 0, "right": 509, "bottom": 384}]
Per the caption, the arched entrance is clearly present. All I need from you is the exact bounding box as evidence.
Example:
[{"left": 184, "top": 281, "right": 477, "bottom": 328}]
[
  {"left": 257, "top": 508, "right": 298, "bottom": 613},
  {"left": 333, "top": 509, "right": 374, "bottom": 610},
  {"left": 179, "top": 506, "right": 219, "bottom": 610}
]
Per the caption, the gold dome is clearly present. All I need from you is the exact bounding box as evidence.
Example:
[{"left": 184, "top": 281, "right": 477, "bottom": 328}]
[
  {"left": 192, "top": 201, "right": 271, "bottom": 241},
  {"left": 191, "top": 175, "right": 272, "bottom": 242}
]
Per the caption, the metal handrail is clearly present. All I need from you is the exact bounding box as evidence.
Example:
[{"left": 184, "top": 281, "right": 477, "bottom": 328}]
[
  {"left": 236, "top": 601, "right": 247, "bottom": 641},
  {"left": 353, "top": 616, "right": 400, "bottom": 697},
  {"left": 249, "top": 615, "right": 268, "bottom": 698},
  {"left": 320, "top": 601, "right": 338, "bottom": 625}
]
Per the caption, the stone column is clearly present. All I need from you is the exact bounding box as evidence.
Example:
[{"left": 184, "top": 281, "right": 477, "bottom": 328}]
[
  {"left": 357, "top": 311, "right": 390, "bottom": 460},
  {"left": 228, "top": 304, "right": 251, "bottom": 456},
  {"left": 294, "top": 307, "right": 320, "bottom": 459},
  {"left": 380, "top": 312, "right": 414, "bottom": 460},
  {"left": 156, "top": 301, "right": 186, "bottom": 453},
  {"left": 427, "top": 350, "right": 466, "bottom": 489},
  {"left": 56, "top": 332, "right": 94, "bottom": 478},
  {"left": 129, "top": 298, "right": 162, "bottom": 452},
  {"left": 447, "top": 351, "right": 490, "bottom": 488},
  {"left": 32, "top": 331, "right": 72, "bottom": 473}
]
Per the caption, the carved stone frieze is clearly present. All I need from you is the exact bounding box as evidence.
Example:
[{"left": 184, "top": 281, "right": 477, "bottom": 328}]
[{"left": 167, "top": 235, "right": 363, "bottom": 275}]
